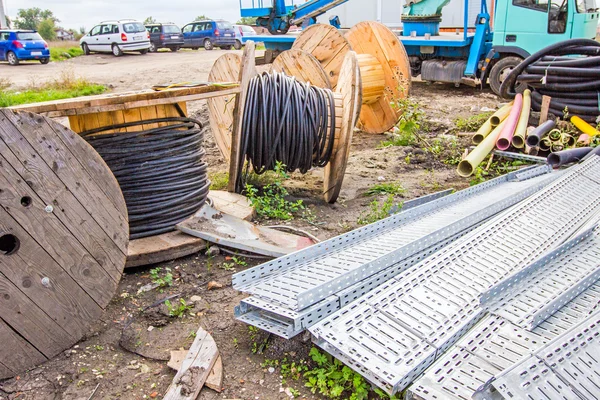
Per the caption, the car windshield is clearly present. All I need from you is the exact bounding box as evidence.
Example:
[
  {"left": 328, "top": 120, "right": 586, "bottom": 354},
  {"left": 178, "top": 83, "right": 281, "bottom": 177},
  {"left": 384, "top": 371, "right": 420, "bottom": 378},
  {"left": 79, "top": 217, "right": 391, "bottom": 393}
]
[
  {"left": 577, "top": 0, "right": 597, "bottom": 12},
  {"left": 163, "top": 25, "right": 180, "bottom": 33},
  {"left": 16, "top": 32, "right": 43, "bottom": 40},
  {"left": 123, "top": 22, "right": 146, "bottom": 33},
  {"left": 217, "top": 22, "right": 233, "bottom": 30}
]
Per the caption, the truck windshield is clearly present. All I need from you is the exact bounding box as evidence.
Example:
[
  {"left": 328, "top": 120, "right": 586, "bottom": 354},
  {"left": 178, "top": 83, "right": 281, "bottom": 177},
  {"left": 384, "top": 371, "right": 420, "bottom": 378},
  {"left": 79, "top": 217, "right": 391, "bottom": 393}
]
[{"left": 577, "top": 0, "right": 597, "bottom": 12}]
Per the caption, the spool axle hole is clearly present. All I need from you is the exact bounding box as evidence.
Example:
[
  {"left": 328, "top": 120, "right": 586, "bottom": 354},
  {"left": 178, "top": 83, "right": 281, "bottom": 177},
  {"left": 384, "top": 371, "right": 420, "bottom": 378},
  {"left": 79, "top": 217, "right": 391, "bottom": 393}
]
[
  {"left": 0, "top": 234, "right": 20, "bottom": 255},
  {"left": 21, "top": 196, "right": 32, "bottom": 208}
]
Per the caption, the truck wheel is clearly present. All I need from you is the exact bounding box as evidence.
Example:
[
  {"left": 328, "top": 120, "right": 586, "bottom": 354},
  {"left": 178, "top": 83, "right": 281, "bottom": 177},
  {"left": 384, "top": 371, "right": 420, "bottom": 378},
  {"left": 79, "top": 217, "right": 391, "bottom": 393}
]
[
  {"left": 7, "top": 51, "right": 19, "bottom": 65},
  {"left": 204, "top": 39, "right": 214, "bottom": 50},
  {"left": 489, "top": 56, "right": 524, "bottom": 97}
]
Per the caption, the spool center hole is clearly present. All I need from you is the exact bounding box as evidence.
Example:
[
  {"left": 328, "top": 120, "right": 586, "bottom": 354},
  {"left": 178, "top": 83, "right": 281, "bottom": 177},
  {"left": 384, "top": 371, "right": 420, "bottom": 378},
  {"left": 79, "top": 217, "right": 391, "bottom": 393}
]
[
  {"left": 0, "top": 234, "right": 20, "bottom": 255},
  {"left": 21, "top": 196, "right": 32, "bottom": 208}
]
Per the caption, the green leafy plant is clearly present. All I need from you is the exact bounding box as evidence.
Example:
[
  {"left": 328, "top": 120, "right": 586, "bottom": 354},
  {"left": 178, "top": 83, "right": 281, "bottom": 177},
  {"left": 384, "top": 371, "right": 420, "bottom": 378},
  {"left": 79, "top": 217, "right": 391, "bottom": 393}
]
[
  {"left": 248, "top": 326, "right": 269, "bottom": 354},
  {"left": 357, "top": 194, "right": 399, "bottom": 225},
  {"left": 453, "top": 112, "right": 493, "bottom": 132},
  {"left": 221, "top": 255, "right": 247, "bottom": 271},
  {"left": 244, "top": 162, "right": 304, "bottom": 220},
  {"left": 304, "top": 348, "right": 370, "bottom": 400},
  {"left": 365, "top": 182, "right": 405, "bottom": 197},
  {"left": 165, "top": 298, "right": 193, "bottom": 318},
  {"left": 149, "top": 267, "right": 173, "bottom": 288},
  {"left": 380, "top": 95, "right": 425, "bottom": 148}
]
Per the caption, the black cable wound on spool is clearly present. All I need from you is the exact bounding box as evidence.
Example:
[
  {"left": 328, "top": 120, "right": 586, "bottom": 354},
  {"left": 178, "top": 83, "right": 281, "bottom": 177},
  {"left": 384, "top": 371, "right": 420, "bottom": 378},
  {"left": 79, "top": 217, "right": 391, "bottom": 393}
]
[
  {"left": 237, "top": 72, "right": 337, "bottom": 191},
  {"left": 81, "top": 117, "right": 209, "bottom": 239}
]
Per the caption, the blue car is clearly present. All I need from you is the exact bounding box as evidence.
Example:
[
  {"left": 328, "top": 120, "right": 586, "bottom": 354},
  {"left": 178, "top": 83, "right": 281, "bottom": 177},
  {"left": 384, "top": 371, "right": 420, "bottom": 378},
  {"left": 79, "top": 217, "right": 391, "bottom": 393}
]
[
  {"left": 181, "top": 20, "right": 236, "bottom": 50},
  {"left": 0, "top": 30, "right": 50, "bottom": 65}
]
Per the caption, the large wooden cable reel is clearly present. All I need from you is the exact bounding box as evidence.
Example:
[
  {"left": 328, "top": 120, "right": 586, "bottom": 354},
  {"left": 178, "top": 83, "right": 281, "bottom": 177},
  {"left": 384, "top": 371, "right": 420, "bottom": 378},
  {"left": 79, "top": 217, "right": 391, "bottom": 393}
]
[
  {"left": 0, "top": 109, "right": 128, "bottom": 378},
  {"left": 207, "top": 44, "right": 360, "bottom": 203},
  {"left": 290, "top": 21, "right": 411, "bottom": 134}
]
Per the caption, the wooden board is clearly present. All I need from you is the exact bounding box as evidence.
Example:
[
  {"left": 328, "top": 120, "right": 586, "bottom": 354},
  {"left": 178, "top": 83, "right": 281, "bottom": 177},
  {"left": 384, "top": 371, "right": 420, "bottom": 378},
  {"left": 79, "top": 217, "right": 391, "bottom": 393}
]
[
  {"left": 168, "top": 351, "right": 223, "bottom": 392},
  {"left": 126, "top": 231, "right": 206, "bottom": 268},
  {"left": 228, "top": 41, "right": 257, "bottom": 193},
  {"left": 345, "top": 21, "right": 411, "bottom": 134},
  {"left": 207, "top": 54, "right": 243, "bottom": 161},
  {"left": 163, "top": 326, "right": 219, "bottom": 400},
  {"left": 323, "top": 51, "right": 361, "bottom": 203},
  {"left": 0, "top": 109, "right": 128, "bottom": 379},
  {"left": 292, "top": 24, "right": 351, "bottom": 89},
  {"left": 271, "top": 49, "right": 331, "bottom": 89},
  {"left": 9, "top": 85, "right": 238, "bottom": 118}
]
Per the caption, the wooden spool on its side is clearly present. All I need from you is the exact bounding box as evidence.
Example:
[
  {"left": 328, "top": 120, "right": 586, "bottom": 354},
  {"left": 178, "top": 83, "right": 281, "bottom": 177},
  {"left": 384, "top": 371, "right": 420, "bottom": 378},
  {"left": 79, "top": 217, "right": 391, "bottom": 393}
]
[
  {"left": 271, "top": 49, "right": 331, "bottom": 89},
  {"left": 207, "top": 41, "right": 359, "bottom": 203},
  {"left": 290, "top": 22, "right": 411, "bottom": 134},
  {"left": 0, "top": 109, "right": 128, "bottom": 378}
]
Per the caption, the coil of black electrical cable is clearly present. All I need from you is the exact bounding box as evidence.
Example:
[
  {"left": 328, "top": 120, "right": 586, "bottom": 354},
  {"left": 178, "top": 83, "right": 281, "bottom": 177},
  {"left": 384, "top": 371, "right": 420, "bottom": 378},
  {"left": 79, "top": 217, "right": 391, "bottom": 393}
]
[
  {"left": 235, "top": 72, "right": 336, "bottom": 191},
  {"left": 499, "top": 38, "right": 600, "bottom": 123},
  {"left": 81, "top": 117, "right": 209, "bottom": 239}
]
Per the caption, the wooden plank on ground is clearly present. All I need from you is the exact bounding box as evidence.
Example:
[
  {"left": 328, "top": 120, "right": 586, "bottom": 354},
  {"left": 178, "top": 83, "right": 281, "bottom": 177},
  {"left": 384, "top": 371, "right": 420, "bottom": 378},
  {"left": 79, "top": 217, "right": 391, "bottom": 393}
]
[
  {"left": 126, "top": 231, "right": 205, "bottom": 268},
  {"left": 163, "top": 327, "right": 219, "bottom": 400},
  {"left": 168, "top": 351, "right": 223, "bottom": 393}
]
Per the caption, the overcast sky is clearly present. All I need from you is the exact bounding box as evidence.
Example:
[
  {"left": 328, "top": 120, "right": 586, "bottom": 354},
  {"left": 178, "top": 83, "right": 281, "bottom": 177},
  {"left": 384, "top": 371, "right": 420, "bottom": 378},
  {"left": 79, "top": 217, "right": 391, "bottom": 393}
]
[{"left": 4, "top": 0, "right": 244, "bottom": 31}]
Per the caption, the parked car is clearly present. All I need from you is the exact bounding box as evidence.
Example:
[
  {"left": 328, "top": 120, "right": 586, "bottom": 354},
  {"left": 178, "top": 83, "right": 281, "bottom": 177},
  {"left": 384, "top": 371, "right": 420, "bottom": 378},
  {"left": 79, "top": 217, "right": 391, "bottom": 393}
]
[
  {"left": 181, "top": 20, "right": 236, "bottom": 50},
  {"left": 233, "top": 25, "right": 257, "bottom": 50},
  {"left": 145, "top": 23, "right": 184, "bottom": 52},
  {"left": 0, "top": 30, "right": 50, "bottom": 65},
  {"left": 80, "top": 20, "right": 150, "bottom": 57}
]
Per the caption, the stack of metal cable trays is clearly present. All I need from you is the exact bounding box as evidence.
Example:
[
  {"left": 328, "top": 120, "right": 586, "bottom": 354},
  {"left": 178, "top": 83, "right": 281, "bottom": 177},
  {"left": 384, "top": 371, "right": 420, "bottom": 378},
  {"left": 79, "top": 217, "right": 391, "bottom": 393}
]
[
  {"left": 308, "top": 156, "right": 600, "bottom": 395},
  {"left": 233, "top": 164, "right": 559, "bottom": 339}
]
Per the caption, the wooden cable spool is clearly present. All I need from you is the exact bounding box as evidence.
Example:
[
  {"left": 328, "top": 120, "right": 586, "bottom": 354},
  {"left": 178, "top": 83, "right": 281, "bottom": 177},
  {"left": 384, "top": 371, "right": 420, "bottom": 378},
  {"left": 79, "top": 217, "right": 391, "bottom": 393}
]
[
  {"left": 207, "top": 42, "right": 360, "bottom": 203},
  {"left": 0, "top": 109, "right": 128, "bottom": 378},
  {"left": 288, "top": 21, "right": 411, "bottom": 134}
]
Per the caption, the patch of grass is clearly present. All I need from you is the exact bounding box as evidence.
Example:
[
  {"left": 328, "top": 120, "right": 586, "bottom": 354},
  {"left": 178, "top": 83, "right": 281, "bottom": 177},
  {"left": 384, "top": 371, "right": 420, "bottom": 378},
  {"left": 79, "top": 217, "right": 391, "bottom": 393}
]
[
  {"left": 0, "top": 70, "right": 106, "bottom": 107},
  {"left": 165, "top": 298, "right": 193, "bottom": 318},
  {"left": 380, "top": 95, "right": 425, "bottom": 148},
  {"left": 453, "top": 112, "right": 492, "bottom": 132},
  {"left": 209, "top": 171, "right": 229, "bottom": 190},
  {"left": 221, "top": 255, "right": 247, "bottom": 271},
  {"left": 50, "top": 46, "right": 84, "bottom": 61},
  {"left": 149, "top": 267, "right": 173, "bottom": 289},
  {"left": 244, "top": 161, "right": 305, "bottom": 220},
  {"left": 365, "top": 182, "right": 405, "bottom": 197},
  {"left": 357, "top": 194, "right": 399, "bottom": 225}
]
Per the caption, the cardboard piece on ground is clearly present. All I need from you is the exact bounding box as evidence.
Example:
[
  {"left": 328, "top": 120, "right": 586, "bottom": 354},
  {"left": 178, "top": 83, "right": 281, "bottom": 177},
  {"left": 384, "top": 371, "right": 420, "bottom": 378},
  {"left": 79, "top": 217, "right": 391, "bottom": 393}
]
[
  {"left": 163, "top": 327, "right": 219, "bottom": 400},
  {"left": 176, "top": 204, "right": 314, "bottom": 257},
  {"left": 209, "top": 191, "right": 255, "bottom": 221},
  {"left": 169, "top": 351, "right": 223, "bottom": 393}
]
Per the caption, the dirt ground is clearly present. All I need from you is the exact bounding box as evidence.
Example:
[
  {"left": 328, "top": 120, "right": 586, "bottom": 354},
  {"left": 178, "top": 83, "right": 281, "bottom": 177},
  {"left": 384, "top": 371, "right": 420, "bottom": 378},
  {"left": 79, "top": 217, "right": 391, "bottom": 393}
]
[{"left": 0, "top": 51, "right": 506, "bottom": 400}]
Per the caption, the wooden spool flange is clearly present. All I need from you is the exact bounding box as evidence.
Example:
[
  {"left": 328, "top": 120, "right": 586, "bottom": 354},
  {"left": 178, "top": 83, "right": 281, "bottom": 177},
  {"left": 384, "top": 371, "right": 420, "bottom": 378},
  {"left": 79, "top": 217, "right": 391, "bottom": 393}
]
[
  {"left": 0, "top": 109, "right": 128, "bottom": 378},
  {"left": 207, "top": 42, "right": 359, "bottom": 203},
  {"left": 289, "top": 22, "right": 411, "bottom": 134}
]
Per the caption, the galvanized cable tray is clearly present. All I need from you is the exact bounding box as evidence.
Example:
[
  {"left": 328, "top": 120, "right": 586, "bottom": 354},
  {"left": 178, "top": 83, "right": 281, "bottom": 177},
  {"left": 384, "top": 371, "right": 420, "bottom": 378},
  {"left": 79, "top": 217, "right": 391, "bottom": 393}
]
[
  {"left": 235, "top": 229, "right": 470, "bottom": 339},
  {"left": 233, "top": 165, "right": 555, "bottom": 311},
  {"left": 407, "top": 226, "right": 600, "bottom": 400},
  {"left": 490, "top": 309, "right": 600, "bottom": 400},
  {"left": 310, "top": 157, "right": 600, "bottom": 395}
]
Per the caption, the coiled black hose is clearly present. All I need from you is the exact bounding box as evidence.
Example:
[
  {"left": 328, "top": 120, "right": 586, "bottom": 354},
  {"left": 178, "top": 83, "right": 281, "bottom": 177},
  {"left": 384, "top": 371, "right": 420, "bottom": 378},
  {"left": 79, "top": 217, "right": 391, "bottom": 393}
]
[
  {"left": 81, "top": 117, "right": 209, "bottom": 239},
  {"left": 499, "top": 39, "right": 600, "bottom": 123},
  {"left": 236, "top": 72, "right": 336, "bottom": 190}
]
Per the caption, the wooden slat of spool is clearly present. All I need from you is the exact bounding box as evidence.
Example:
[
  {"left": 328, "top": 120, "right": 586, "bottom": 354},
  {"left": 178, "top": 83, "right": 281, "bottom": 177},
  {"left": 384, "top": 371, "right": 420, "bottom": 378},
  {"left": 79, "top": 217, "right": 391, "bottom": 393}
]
[
  {"left": 207, "top": 53, "right": 242, "bottom": 162},
  {"left": 323, "top": 51, "right": 361, "bottom": 203},
  {"left": 0, "top": 109, "right": 128, "bottom": 379},
  {"left": 345, "top": 21, "right": 411, "bottom": 134},
  {"left": 292, "top": 24, "right": 350, "bottom": 89},
  {"left": 271, "top": 49, "right": 331, "bottom": 89}
]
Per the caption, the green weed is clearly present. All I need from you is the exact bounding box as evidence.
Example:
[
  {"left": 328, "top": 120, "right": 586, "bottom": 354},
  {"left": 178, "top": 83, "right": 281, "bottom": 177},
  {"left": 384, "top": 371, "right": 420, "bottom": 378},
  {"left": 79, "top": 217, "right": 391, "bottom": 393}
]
[
  {"left": 50, "top": 46, "right": 84, "bottom": 61},
  {"left": 165, "top": 298, "right": 193, "bottom": 318},
  {"left": 365, "top": 182, "right": 405, "bottom": 197},
  {"left": 357, "top": 194, "right": 399, "bottom": 225},
  {"left": 248, "top": 326, "right": 269, "bottom": 354},
  {"left": 244, "top": 161, "right": 304, "bottom": 220},
  {"left": 209, "top": 171, "right": 229, "bottom": 190},
  {"left": 149, "top": 267, "right": 173, "bottom": 289},
  {"left": 380, "top": 95, "right": 425, "bottom": 148},
  {"left": 221, "top": 255, "right": 247, "bottom": 271},
  {"left": 453, "top": 112, "right": 492, "bottom": 132}
]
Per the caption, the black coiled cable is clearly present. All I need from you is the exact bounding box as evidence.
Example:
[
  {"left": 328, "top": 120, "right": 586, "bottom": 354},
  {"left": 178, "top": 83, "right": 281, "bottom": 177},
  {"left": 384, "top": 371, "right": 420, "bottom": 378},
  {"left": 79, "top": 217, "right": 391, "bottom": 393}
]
[
  {"left": 81, "top": 117, "right": 209, "bottom": 239},
  {"left": 236, "top": 72, "right": 336, "bottom": 190},
  {"left": 500, "top": 39, "right": 600, "bottom": 122}
]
